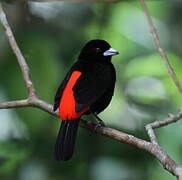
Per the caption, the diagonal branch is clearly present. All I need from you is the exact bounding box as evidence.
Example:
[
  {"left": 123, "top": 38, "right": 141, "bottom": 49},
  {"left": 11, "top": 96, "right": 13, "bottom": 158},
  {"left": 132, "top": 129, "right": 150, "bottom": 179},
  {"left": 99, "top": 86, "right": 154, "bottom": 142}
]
[
  {"left": 140, "top": 0, "right": 182, "bottom": 93},
  {"left": 144, "top": 110, "right": 182, "bottom": 179},
  {"left": 0, "top": 99, "right": 152, "bottom": 151},
  {"left": 145, "top": 110, "right": 182, "bottom": 144},
  {"left": 0, "top": 4, "right": 36, "bottom": 97},
  {"left": 1, "top": 2, "right": 182, "bottom": 179},
  {"left": 0, "top": 97, "right": 180, "bottom": 177}
]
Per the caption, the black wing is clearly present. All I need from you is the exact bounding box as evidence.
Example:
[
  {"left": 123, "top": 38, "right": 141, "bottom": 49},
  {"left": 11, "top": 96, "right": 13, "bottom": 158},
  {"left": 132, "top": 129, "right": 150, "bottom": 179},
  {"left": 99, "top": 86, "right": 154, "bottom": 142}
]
[{"left": 73, "top": 65, "right": 112, "bottom": 113}]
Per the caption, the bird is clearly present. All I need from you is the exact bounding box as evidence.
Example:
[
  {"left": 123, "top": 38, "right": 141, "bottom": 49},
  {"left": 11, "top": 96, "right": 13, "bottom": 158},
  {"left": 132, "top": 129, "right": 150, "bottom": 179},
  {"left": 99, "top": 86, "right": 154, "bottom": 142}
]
[{"left": 53, "top": 39, "right": 119, "bottom": 161}]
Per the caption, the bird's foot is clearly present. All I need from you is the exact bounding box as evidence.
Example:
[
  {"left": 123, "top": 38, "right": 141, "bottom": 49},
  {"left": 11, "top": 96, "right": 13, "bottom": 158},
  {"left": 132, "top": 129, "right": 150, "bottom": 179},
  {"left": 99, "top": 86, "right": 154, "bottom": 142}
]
[
  {"left": 91, "top": 112, "right": 106, "bottom": 128},
  {"left": 95, "top": 118, "right": 105, "bottom": 127}
]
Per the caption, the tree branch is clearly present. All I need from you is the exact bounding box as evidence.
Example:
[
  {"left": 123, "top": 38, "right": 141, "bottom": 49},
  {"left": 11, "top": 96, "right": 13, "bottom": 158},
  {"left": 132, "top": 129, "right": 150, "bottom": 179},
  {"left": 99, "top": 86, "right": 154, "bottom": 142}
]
[
  {"left": 0, "top": 97, "right": 181, "bottom": 177},
  {"left": 1, "top": 2, "right": 182, "bottom": 179},
  {"left": 0, "top": 99, "right": 29, "bottom": 108},
  {"left": 140, "top": 0, "right": 182, "bottom": 93},
  {"left": 0, "top": 4, "right": 36, "bottom": 97}
]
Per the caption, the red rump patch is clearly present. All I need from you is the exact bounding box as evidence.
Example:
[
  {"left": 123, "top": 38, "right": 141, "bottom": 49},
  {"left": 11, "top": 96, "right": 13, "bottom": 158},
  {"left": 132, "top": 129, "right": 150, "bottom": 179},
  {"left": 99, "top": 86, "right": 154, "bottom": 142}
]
[{"left": 59, "top": 71, "right": 89, "bottom": 120}]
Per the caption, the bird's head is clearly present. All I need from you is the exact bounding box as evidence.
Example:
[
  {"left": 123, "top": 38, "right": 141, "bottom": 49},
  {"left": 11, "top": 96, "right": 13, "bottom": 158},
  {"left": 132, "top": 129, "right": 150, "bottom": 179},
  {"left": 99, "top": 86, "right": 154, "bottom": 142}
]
[{"left": 78, "top": 40, "right": 119, "bottom": 62}]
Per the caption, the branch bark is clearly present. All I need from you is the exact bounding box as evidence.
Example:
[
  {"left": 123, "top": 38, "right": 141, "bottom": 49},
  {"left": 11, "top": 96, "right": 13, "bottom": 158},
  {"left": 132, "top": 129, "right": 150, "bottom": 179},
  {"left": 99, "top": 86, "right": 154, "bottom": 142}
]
[
  {"left": 0, "top": 4, "right": 36, "bottom": 97},
  {"left": 1, "top": 2, "right": 182, "bottom": 179},
  {"left": 140, "top": 0, "right": 182, "bottom": 93}
]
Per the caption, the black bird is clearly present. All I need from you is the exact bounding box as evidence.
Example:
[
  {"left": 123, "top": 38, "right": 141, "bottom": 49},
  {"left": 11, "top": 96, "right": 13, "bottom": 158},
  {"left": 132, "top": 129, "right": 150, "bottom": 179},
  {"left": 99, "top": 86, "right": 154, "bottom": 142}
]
[{"left": 53, "top": 39, "right": 119, "bottom": 161}]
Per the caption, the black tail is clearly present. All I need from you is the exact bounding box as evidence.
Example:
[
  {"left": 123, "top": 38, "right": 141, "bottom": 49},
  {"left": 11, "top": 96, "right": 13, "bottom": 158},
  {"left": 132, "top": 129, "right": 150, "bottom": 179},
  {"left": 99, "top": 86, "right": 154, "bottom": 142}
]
[{"left": 55, "top": 119, "right": 80, "bottom": 161}]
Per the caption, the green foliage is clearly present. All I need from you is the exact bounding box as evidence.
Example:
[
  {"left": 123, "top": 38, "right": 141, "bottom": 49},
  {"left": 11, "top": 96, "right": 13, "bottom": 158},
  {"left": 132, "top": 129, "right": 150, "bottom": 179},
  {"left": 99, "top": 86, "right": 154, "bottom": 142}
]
[{"left": 0, "top": 1, "right": 181, "bottom": 180}]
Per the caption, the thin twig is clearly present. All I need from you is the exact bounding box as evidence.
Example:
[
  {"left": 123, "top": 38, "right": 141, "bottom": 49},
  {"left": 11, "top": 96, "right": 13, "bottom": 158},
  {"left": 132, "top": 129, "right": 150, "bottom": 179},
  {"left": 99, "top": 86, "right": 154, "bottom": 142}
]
[
  {"left": 144, "top": 110, "right": 182, "bottom": 178},
  {"left": 140, "top": 0, "right": 182, "bottom": 93},
  {"left": 0, "top": 4, "right": 36, "bottom": 97},
  {"left": 145, "top": 124, "right": 158, "bottom": 145},
  {"left": 1, "top": 2, "right": 182, "bottom": 179},
  {"left": 149, "top": 111, "right": 182, "bottom": 129},
  {"left": 144, "top": 109, "right": 182, "bottom": 177},
  {"left": 145, "top": 110, "right": 182, "bottom": 146}
]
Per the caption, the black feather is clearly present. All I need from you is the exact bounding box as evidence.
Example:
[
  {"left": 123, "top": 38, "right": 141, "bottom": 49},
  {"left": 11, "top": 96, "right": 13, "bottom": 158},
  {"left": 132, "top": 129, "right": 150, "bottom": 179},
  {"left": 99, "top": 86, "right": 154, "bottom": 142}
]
[
  {"left": 55, "top": 119, "right": 80, "bottom": 161},
  {"left": 53, "top": 40, "right": 118, "bottom": 161},
  {"left": 73, "top": 62, "right": 116, "bottom": 113}
]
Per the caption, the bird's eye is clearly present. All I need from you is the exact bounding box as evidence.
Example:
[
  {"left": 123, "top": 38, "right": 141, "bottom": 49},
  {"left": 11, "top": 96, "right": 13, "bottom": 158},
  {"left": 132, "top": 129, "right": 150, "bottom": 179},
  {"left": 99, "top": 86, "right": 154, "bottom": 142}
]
[{"left": 95, "top": 48, "right": 101, "bottom": 53}]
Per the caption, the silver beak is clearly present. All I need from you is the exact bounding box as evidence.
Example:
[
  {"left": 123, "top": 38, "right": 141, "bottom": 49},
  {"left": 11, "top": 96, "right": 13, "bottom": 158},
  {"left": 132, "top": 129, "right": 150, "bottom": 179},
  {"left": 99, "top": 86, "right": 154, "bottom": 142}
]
[{"left": 103, "top": 48, "right": 119, "bottom": 56}]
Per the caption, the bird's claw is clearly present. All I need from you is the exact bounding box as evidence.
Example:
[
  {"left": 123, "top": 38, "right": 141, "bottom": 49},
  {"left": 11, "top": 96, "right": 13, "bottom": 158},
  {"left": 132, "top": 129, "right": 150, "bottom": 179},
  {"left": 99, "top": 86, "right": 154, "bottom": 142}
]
[
  {"left": 93, "top": 120, "right": 106, "bottom": 132},
  {"left": 97, "top": 119, "right": 105, "bottom": 127}
]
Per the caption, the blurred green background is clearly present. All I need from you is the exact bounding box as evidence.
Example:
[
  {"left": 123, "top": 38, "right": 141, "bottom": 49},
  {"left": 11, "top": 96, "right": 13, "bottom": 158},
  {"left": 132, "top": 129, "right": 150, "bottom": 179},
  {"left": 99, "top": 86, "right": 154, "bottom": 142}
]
[{"left": 0, "top": 1, "right": 182, "bottom": 180}]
